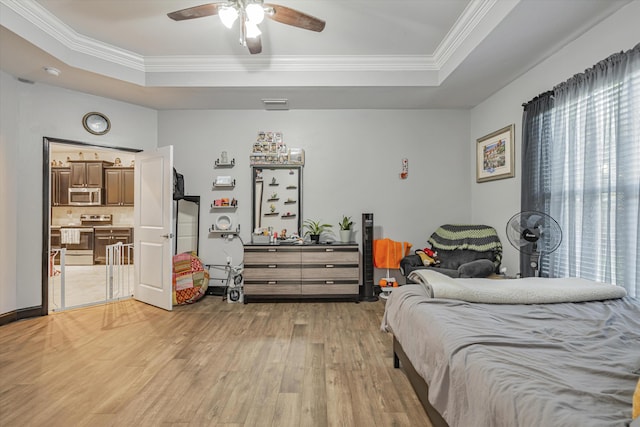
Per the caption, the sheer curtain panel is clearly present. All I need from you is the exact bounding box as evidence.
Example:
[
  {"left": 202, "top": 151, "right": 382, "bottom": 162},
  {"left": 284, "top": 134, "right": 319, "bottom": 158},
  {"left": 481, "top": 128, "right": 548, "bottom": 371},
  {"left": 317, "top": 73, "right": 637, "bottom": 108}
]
[
  {"left": 521, "top": 92, "right": 554, "bottom": 278},
  {"left": 521, "top": 43, "right": 640, "bottom": 297}
]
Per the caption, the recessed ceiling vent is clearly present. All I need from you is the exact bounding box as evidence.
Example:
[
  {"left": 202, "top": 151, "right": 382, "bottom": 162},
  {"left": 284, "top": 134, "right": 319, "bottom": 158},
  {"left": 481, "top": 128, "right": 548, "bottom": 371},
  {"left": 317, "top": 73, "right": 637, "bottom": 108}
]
[{"left": 262, "top": 98, "right": 289, "bottom": 111}]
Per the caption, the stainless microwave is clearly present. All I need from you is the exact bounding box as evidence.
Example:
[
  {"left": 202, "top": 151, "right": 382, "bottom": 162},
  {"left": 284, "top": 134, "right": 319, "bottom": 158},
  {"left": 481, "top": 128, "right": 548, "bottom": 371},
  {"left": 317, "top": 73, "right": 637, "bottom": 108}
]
[{"left": 68, "top": 188, "right": 103, "bottom": 206}]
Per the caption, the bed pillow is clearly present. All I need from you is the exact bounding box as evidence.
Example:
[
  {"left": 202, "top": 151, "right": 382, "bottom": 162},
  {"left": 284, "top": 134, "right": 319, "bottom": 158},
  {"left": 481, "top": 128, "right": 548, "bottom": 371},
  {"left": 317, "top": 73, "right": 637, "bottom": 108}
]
[
  {"left": 405, "top": 270, "right": 626, "bottom": 304},
  {"left": 406, "top": 269, "right": 461, "bottom": 298},
  {"left": 408, "top": 268, "right": 457, "bottom": 286},
  {"left": 458, "top": 259, "right": 495, "bottom": 278}
]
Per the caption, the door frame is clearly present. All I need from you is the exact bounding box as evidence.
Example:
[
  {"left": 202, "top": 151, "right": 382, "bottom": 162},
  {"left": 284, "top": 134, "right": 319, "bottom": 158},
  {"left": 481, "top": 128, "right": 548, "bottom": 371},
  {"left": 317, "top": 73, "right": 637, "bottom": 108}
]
[{"left": 41, "top": 137, "right": 141, "bottom": 315}]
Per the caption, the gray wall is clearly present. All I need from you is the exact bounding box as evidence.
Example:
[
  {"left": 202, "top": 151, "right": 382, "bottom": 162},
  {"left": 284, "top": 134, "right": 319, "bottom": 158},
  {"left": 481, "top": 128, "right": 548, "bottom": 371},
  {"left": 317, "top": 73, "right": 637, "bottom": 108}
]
[
  {"left": 469, "top": 0, "right": 640, "bottom": 277},
  {"left": 159, "top": 109, "right": 471, "bottom": 282},
  {"left": 0, "top": 71, "right": 157, "bottom": 314}
]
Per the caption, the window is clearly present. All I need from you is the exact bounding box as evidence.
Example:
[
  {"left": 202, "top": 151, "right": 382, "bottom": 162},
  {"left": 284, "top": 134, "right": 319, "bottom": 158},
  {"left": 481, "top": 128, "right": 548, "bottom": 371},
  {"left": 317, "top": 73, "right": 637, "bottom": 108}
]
[{"left": 522, "top": 44, "right": 640, "bottom": 297}]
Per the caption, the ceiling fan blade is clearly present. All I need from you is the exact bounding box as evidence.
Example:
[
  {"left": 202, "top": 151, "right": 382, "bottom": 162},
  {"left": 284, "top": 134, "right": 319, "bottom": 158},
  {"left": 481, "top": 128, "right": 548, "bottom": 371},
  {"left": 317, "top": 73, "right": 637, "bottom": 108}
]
[
  {"left": 167, "top": 3, "right": 222, "bottom": 21},
  {"left": 264, "top": 4, "right": 326, "bottom": 32},
  {"left": 247, "top": 36, "right": 262, "bottom": 54}
]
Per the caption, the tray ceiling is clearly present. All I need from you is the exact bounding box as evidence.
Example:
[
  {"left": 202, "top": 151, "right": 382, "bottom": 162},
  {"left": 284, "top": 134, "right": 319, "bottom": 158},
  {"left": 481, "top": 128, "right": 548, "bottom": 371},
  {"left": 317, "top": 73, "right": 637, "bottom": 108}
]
[{"left": 0, "top": 0, "right": 632, "bottom": 109}]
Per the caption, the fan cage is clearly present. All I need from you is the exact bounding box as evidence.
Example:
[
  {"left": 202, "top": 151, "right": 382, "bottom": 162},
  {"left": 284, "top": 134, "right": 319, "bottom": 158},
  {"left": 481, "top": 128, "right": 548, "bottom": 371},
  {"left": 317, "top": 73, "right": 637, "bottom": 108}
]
[{"left": 506, "top": 211, "right": 563, "bottom": 276}]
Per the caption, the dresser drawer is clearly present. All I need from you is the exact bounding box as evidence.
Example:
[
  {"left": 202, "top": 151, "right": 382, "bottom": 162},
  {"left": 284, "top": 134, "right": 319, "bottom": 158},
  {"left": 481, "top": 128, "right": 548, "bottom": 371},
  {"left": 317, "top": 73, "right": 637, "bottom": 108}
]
[
  {"left": 301, "top": 283, "right": 359, "bottom": 295},
  {"left": 301, "top": 265, "right": 359, "bottom": 280},
  {"left": 301, "top": 247, "right": 359, "bottom": 264},
  {"left": 244, "top": 283, "right": 301, "bottom": 295},
  {"left": 244, "top": 247, "right": 301, "bottom": 264},
  {"left": 243, "top": 265, "right": 300, "bottom": 280}
]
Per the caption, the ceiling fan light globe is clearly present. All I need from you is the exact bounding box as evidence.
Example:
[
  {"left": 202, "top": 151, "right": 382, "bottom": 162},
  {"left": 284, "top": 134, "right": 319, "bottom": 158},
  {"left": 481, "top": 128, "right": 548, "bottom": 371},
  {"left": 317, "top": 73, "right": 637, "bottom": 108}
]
[
  {"left": 245, "top": 21, "right": 262, "bottom": 38},
  {"left": 219, "top": 6, "right": 239, "bottom": 28},
  {"left": 245, "top": 3, "right": 265, "bottom": 24}
]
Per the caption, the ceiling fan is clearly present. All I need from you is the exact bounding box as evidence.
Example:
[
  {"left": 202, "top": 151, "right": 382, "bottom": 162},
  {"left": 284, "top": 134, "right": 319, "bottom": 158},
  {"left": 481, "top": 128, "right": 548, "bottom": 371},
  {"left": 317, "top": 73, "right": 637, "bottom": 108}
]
[{"left": 167, "top": 1, "right": 326, "bottom": 54}]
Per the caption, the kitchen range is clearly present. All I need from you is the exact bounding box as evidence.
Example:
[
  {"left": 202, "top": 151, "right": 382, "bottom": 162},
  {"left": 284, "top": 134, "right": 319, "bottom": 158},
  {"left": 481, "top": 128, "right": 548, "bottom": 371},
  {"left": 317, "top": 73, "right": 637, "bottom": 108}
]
[{"left": 51, "top": 214, "right": 132, "bottom": 266}]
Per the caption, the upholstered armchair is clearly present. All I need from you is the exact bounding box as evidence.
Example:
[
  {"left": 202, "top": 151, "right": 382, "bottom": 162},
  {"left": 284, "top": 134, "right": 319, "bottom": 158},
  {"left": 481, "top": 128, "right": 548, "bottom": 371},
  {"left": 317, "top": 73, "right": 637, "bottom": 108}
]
[{"left": 400, "top": 224, "right": 502, "bottom": 281}]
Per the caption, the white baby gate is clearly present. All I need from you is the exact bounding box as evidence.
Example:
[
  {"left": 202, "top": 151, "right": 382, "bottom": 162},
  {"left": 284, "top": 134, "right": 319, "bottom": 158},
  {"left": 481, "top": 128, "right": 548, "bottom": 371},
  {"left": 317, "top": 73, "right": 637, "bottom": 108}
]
[
  {"left": 106, "top": 242, "right": 134, "bottom": 301},
  {"left": 49, "top": 248, "right": 66, "bottom": 311}
]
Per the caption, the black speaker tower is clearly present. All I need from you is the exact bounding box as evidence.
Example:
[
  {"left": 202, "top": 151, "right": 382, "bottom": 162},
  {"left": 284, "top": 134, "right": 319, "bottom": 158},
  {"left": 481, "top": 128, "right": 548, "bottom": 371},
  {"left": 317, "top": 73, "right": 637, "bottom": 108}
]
[{"left": 360, "top": 213, "right": 378, "bottom": 301}]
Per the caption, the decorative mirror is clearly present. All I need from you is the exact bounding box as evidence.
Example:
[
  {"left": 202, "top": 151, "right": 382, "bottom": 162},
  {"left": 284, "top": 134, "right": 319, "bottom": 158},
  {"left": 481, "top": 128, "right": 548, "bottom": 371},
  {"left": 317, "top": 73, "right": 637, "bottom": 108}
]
[
  {"left": 174, "top": 195, "right": 200, "bottom": 255},
  {"left": 252, "top": 166, "right": 302, "bottom": 238}
]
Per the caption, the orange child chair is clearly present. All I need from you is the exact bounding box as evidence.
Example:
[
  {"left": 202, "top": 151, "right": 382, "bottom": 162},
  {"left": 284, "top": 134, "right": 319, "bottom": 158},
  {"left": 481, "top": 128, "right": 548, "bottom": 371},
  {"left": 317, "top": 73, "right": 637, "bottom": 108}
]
[{"left": 373, "top": 238, "right": 412, "bottom": 288}]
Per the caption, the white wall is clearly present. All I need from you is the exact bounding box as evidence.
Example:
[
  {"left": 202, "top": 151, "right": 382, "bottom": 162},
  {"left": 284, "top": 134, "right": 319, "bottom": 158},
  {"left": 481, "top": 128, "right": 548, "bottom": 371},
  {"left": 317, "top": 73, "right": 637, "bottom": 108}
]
[
  {"left": 0, "top": 72, "right": 20, "bottom": 315},
  {"left": 469, "top": 0, "right": 640, "bottom": 277},
  {"left": 0, "top": 70, "right": 158, "bottom": 315},
  {"left": 159, "top": 109, "right": 471, "bottom": 283}
]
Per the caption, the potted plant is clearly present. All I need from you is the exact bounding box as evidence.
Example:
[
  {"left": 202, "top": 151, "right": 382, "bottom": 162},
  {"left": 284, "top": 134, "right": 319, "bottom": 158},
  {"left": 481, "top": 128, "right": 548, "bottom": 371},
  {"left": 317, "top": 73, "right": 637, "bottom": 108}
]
[
  {"left": 303, "top": 219, "right": 332, "bottom": 243},
  {"left": 338, "top": 215, "right": 354, "bottom": 243}
]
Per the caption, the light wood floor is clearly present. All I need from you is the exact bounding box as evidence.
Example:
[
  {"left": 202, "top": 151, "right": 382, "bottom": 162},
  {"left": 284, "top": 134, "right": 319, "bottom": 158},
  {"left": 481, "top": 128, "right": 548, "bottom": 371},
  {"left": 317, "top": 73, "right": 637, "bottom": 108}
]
[
  {"left": 49, "top": 264, "right": 133, "bottom": 311},
  {"left": 0, "top": 297, "right": 433, "bottom": 427}
]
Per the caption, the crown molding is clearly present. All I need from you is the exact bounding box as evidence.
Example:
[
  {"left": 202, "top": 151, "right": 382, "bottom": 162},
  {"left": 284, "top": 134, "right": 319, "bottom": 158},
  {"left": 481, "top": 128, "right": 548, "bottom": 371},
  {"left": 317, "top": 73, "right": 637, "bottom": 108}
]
[
  {"left": 0, "top": 0, "right": 511, "bottom": 87},
  {"left": 144, "top": 55, "right": 438, "bottom": 73},
  {"left": 434, "top": 0, "right": 521, "bottom": 81},
  {"left": 0, "top": 0, "right": 143, "bottom": 70},
  {"left": 433, "top": 0, "right": 499, "bottom": 68}
]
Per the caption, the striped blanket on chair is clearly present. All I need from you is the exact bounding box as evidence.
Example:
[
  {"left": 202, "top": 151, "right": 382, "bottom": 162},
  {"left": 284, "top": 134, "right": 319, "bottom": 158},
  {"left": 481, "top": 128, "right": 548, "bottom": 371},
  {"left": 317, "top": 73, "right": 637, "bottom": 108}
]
[{"left": 428, "top": 224, "right": 502, "bottom": 270}]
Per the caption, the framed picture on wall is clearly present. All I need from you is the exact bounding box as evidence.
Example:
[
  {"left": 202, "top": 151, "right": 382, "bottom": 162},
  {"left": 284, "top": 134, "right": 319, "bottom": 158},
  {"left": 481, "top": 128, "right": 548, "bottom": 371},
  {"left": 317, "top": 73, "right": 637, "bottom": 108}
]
[{"left": 476, "top": 124, "right": 515, "bottom": 183}]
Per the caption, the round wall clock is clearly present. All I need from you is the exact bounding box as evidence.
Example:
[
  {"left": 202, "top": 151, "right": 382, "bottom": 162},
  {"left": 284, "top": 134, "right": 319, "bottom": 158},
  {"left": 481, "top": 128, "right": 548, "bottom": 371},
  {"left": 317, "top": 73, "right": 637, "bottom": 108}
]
[{"left": 82, "top": 112, "right": 110, "bottom": 135}]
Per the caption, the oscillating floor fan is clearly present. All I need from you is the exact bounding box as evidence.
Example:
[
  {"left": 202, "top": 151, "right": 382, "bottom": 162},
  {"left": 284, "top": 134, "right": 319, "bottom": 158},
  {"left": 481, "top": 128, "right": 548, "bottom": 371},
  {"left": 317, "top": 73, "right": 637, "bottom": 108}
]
[{"left": 506, "top": 211, "right": 562, "bottom": 277}]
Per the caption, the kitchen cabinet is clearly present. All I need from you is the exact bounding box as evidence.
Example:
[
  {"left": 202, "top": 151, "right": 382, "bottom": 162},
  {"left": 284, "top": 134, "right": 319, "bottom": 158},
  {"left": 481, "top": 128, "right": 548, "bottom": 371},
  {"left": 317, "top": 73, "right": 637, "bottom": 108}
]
[
  {"left": 105, "top": 167, "right": 134, "bottom": 206},
  {"left": 69, "top": 160, "right": 113, "bottom": 188},
  {"left": 51, "top": 167, "right": 71, "bottom": 206},
  {"left": 50, "top": 228, "right": 61, "bottom": 249},
  {"left": 94, "top": 227, "right": 133, "bottom": 264},
  {"left": 50, "top": 227, "right": 95, "bottom": 265}
]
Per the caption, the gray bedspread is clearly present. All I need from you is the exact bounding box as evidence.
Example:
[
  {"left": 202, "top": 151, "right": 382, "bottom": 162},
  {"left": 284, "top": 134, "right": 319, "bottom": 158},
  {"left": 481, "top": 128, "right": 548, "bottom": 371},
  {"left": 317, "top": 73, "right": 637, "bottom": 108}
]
[{"left": 381, "top": 284, "right": 640, "bottom": 427}]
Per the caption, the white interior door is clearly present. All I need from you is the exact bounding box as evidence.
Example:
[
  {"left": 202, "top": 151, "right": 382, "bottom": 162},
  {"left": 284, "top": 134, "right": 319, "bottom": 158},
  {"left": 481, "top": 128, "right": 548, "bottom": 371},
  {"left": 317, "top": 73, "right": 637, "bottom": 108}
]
[{"left": 134, "top": 146, "right": 173, "bottom": 310}]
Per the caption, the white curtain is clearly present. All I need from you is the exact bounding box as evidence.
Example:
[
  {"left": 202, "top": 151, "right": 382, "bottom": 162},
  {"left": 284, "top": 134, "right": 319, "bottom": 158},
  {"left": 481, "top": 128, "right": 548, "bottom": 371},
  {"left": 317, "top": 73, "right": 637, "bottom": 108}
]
[{"left": 523, "top": 43, "right": 640, "bottom": 297}]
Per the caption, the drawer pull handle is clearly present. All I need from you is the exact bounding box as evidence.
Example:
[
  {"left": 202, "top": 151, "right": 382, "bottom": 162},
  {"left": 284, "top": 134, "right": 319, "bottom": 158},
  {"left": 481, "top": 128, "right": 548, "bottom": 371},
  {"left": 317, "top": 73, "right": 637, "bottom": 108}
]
[
  {"left": 325, "top": 248, "right": 334, "bottom": 252},
  {"left": 326, "top": 281, "right": 334, "bottom": 284},
  {"left": 267, "top": 281, "right": 277, "bottom": 284},
  {"left": 268, "top": 249, "right": 277, "bottom": 252},
  {"left": 325, "top": 264, "right": 334, "bottom": 268},
  {"left": 268, "top": 265, "right": 277, "bottom": 268}
]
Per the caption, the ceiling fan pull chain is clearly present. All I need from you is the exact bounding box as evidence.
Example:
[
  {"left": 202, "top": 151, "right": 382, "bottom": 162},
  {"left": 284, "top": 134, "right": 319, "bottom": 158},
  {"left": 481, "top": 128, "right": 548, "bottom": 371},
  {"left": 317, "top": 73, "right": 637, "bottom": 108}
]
[{"left": 240, "top": 15, "right": 247, "bottom": 46}]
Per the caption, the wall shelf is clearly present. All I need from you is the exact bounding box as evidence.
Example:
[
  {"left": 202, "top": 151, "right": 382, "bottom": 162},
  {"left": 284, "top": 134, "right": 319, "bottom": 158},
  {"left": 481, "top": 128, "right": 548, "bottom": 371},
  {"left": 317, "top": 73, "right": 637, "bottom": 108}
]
[
  {"left": 214, "top": 158, "right": 235, "bottom": 168},
  {"left": 211, "top": 198, "right": 237, "bottom": 209},
  {"left": 213, "top": 183, "right": 235, "bottom": 189},
  {"left": 212, "top": 154, "right": 238, "bottom": 239},
  {"left": 209, "top": 225, "right": 240, "bottom": 234}
]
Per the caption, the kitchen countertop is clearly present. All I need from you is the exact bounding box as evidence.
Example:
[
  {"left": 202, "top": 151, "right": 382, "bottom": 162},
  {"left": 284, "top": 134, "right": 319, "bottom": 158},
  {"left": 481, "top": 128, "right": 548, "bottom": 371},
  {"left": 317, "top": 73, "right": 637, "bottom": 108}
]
[{"left": 51, "top": 224, "right": 133, "bottom": 229}]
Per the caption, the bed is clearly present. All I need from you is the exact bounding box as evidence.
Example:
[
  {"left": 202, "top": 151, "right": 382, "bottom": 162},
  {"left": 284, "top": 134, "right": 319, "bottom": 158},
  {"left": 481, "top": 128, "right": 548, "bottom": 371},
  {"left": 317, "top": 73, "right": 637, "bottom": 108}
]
[{"left": 381, "top": 270, "right": 640, "bottom": 427}]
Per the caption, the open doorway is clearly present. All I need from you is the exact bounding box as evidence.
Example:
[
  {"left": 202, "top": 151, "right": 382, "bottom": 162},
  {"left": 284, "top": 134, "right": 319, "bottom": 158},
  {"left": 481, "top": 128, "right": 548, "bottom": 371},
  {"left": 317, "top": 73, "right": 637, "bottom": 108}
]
[{"left": 42, "top": 137, "right": 140, "bottom": 313}]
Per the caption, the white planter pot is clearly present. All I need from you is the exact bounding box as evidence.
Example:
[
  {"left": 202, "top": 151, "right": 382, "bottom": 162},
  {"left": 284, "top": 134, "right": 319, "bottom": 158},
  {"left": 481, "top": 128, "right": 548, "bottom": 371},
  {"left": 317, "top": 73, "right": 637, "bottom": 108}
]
[{"left": 339, "top": 229, "right": 352, "bottom": 243}]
